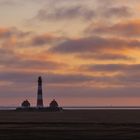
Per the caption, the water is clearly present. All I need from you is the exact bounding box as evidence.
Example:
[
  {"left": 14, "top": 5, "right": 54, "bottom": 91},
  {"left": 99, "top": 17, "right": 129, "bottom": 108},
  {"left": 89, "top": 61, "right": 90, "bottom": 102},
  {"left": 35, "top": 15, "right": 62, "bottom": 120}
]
[
  {"left": 63, "top": 106, "right": 140, "bottom": 110},
  {"left": 1, "top": 106, "right": 140, "bottom": 110}
]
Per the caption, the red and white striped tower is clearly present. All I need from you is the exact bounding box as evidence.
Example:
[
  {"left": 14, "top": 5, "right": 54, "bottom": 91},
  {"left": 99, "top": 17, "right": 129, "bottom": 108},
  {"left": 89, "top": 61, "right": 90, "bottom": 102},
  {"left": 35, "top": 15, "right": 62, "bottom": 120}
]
[{"left": 37, "top": 76, "right": 43, "bottom": 108}]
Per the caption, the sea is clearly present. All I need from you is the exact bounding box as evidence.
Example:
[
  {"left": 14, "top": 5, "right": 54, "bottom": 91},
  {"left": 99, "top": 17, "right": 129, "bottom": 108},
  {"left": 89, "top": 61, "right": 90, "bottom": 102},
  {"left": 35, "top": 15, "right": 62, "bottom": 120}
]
[{"left": 1, "top": 106, "right": 140, "bottom": 110}]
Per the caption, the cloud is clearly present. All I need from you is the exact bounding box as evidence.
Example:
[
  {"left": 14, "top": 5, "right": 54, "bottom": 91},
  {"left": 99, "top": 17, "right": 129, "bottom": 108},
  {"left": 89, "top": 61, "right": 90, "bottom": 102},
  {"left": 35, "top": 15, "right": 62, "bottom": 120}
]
[
  {"left": 80, "top": 64, "right": 140, "bottom": 72},
  {"left": 0, "top": 71, "right": 36, "bottom": 83},
  {"left": 76, "top": 53, "right": 133, "bottom": 61},
  {"left": 1, "top": 71, "right": 140, "bottom": 99},
  {"left": 0, "top": 71, "right": 125, "bottom": 93},
  {"left": 117, "top": 73, "right": 140, "bottom": 84},
  {"left": 14, "top": 60, "right": 66, "bottom": 70},
  {"left": 47, "top": 72, "right": 140, "bottom": 87},
  {"left": 95, "top": 0, "right": 133, "bottom": 18},
  {"left": 0, "top": 0, "right": 17, "bottom": 6},
  {"left": 0, "top": 48, "right": 16, "bottom": 64},
  {"left": 33, "top": 0, "right": 132, "bottom": 23},
  {"left": 35, "top": 4, "right": 95, "bottom": 22},
  {"left": 0, "top": 47, "right": 66, "bottom": 70},
  {"left": 47, "top": 86, "right": 140, "bottom": 98},
  {"left": 49, "top": 36, "right": 140, "bottom": 54},
  {"left": 0, "top": 28, "right": 63, "bottom": 48},
  {"left": 1, "top": 68, "right": 140, "bottom": 87},
  {"left": 86, "top": 20, "right": 140, "bottom": 37},
  {"left": 31, "top": 33, "right": 61, "bottom": 46},
  {"left": 103, "top": 6, "right": 132, "bottom": 18},
  {"left": 0, "top": 70, "right": 117, "bottom": 85},
  {"left": 0, "top": 57, "right": 66, "bottom": 70},
  {"left": 0, "top": 71, "right": 95, "bottom": 84},
  {"left": 46, "top": 73, "right": 94, "bottom": 84},
  {"left": 0, "top": 27, "right": 31, "bottom": 39}
]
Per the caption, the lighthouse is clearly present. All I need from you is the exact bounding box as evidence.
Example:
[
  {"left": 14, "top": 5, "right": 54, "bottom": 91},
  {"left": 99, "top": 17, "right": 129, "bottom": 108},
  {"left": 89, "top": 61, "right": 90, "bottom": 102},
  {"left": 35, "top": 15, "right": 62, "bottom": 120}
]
[{"left": 37, "top": 76, "right": 43, "bottom": 108}]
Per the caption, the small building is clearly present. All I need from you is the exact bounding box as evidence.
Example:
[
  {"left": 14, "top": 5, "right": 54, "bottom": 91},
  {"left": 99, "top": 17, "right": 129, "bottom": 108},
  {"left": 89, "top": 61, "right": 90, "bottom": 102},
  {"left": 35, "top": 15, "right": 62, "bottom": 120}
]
[
  {"left": 21, "top": 100, "right": 30, "bottom": 108},
  {"left": 47, "top": 99, "right": 62, "bottom": 111},
  {"left": 49, "top": 99, "right": 59, "bottom": 108}
]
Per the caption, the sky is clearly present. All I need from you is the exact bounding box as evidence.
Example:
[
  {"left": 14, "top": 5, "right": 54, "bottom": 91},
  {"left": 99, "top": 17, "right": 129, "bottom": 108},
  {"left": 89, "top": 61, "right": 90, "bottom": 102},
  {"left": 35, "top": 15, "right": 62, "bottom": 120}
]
[{"left": 0, "top": 0, "right": 140, "bottom": 106}]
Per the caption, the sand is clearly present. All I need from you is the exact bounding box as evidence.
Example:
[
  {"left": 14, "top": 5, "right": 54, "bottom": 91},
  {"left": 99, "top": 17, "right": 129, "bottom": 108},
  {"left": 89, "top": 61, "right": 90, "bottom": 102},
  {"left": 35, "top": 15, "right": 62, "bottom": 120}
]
[{"left": 0, "top": 110, "right": 140, "bottom": 139}]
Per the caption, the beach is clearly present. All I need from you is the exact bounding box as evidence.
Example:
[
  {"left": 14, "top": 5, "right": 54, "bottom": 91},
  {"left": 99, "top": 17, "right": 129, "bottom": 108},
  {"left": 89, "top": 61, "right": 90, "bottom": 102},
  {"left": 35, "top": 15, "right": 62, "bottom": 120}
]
[{"left": 0, "top": 110, "right": 140, "bottom": 139}]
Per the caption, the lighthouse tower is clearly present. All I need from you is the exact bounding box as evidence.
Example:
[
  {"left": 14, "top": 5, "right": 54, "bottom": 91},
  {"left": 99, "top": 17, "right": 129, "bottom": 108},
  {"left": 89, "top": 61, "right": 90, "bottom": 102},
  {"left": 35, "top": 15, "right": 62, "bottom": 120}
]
[{"left": 37, "top": 76, "right": 43, "bottom": 108}]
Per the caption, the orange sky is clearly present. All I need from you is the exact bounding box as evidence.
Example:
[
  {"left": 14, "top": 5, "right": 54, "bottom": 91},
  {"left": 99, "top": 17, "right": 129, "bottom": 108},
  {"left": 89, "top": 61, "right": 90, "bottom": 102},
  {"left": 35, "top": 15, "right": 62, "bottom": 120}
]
[{"left": 0, "top": 0, "right": 140, "bottom": 106}]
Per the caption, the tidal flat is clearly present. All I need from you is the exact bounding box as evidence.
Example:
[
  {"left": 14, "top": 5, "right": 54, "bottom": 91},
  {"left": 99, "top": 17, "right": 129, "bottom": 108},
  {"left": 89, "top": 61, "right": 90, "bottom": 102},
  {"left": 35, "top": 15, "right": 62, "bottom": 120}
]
[{"left": 0, "top": 110, "right": 140, "bottom": 139}]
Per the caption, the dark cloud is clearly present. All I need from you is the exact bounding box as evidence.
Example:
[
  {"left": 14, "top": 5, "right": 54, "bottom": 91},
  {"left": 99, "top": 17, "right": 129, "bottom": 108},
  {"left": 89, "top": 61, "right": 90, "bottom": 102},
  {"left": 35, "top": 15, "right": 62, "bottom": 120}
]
[
  {"left": 0, "top": 48, "right": 15, "bottom": 63},
  {"left": 117, "top": 73, "right": 140, "bottom": 84},
  {"left": 0, "top": 71, "right": 37, "bottom": 83},
  {"left": 0, "top": 71, "right": 95, "bottom": 84},
  {"left": 15, "top": 60, "right": 66, "bottom": 69},
  {"left": 95, "top": 0, "right": 133, "bottom": 18},
  {"left": 0, "top": 48, "right": 66, "bottom": 70},
  {"left": 47, "top": 86, "right": 140, "bottom": 98},
  {"left": 49, "top": 36, "right": 140, "bottom": 54},
  {"left": 1, "top": 82, "right": 140, "bottom": 99},
  {"left": 0, "top": 70, "right": 117, "bottom": 85},
  {"left": 35, "top": 5, "right": 95, "bottom": 21},
  {"left": 77, "top": 53, "right": 133, "bottom": 61},
  {"left": 1, "top": 69, "right": 140, "bottom": 87},
  {"left": 86, "top": 20, "right": 140, "bottom": 37},
  {"left": 0, "top": 58, "right": 66, "bottom": 70},
  {"left": 0, "top": 27, "right": 31, "bottom": 39},
  {"left": 33, "top": 0, "right": 132, "bottom": 23},
  {"left": 46, "top": 73, "right": 94, "bottom": 84},
  {"left": 80, "top": 64, "right": 140, "bottom": 72},
  {"left": 31, "top": 34, "right": 61, "bottom": 46},
  {"left": 1, "top": 71, "right": 140, "bottom": 98},
  {"left": 103, "top": 6, "right": 132, "bottom": 18}
]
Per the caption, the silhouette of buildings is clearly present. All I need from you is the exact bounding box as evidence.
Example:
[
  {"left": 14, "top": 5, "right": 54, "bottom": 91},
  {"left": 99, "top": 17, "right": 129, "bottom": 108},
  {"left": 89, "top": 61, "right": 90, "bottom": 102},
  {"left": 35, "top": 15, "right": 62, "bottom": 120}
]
[
  {"left": 37, "top": 76, "right": 43, "bottom": 108},
  {"left": 47, "top": 99, "right": 63, "bottom": 111},
  {"left": 21, "top": 100, "right": 30, "bottom": 108},
  {"left": 17, "top": 76, "right": 62, "bottom": 111},
  {"left": 50, "top": 99, "right": 58, "bottom": 108}
]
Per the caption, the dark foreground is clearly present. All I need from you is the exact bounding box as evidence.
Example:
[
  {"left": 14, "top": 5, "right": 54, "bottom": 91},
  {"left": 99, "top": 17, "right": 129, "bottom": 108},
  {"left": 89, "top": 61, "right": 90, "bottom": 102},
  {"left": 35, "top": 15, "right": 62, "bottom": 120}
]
[{"left": 1, "top": 110, "right": 140, "bottom": 139}]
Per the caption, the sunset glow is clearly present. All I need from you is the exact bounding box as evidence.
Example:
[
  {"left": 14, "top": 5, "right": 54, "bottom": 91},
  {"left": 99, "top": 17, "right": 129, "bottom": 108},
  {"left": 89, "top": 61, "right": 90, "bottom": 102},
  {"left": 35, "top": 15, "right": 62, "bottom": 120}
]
[{"left": 0, "top": 0, "right": 140, "bottom": 106}]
